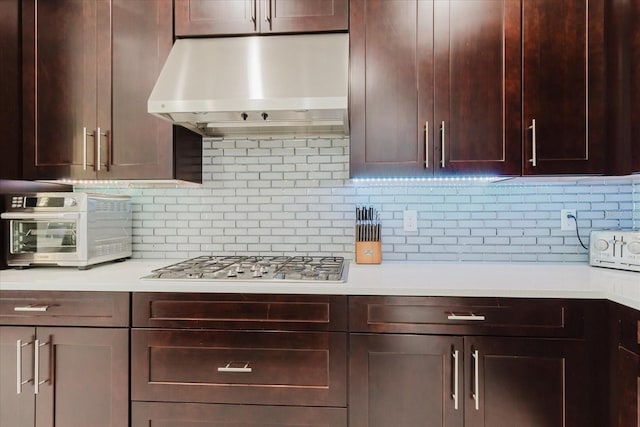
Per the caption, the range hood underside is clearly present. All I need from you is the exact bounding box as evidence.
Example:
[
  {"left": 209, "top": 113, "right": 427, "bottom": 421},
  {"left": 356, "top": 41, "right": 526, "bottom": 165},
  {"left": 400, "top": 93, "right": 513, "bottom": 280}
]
[{"left": 157, "top": 108, "right": 348, "bottom": 137}]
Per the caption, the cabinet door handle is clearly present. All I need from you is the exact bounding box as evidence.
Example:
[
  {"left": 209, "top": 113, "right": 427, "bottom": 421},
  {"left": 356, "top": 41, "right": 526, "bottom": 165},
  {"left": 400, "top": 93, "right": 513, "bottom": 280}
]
[
  {"left": 265, "top": 0, "right": 272, "bottom": 29},
  {"left": 251, "top": 0, "right": 257, "bottom": 30},
  {"left": 16, "top": 339, "right": 33, "bottom": 394},
  {"left": 97, "top": 128, "right": 109, "bottom": 171},
  {"left": 472, "top": 349, "right": 480, "bottom": 410},
  {"left": 83, "top": 127, "right": 94, "bottom": 171},
  {"left": 34, "top": 338, "right": 51, "bottom": 395},
  {"left": 217, "top": 362, "right": 252, "bottom": 373},
  {"left": 447, "top": 313, "right": 486, "bottom": 321},
  {"left": 424, "top": 121, "right": 429, "bottom": 169},
  {"left": 452, "top": 349, "right": 459, "bottom": 410},
  {"left": 528, "top": 118, "right": 537, "bottom": 167},
  {"left": 14, "top": 305, "right": 50, "bottom": 312},
  {"left": 440, "top": 121, "right": 446, "bottom": 168}
]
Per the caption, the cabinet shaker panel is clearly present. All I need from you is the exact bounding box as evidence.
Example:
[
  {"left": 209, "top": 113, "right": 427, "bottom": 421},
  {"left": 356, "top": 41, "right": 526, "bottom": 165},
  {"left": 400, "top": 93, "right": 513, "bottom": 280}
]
[
  {"left": 131, "top": 329, "right": 347, "bottom": 406},
  {"left": 522, "top": 0, "right": 605, "bottom": 174},
  {"left": 34, "top": 327, "right": 129, "bottom": 427},
  {"left": 132, "top": 402, "right": 347, "bottom": 427},
  {"left": 175, "top": 0, "right": 347, "bottom": 36},
  {"left": 0, "top": 0, "right": 21, "bottom": 179},
  {"left": 22, "top": 0, "right": 105, "bottom": 179},
  {"left": 464, "top": 337, "right": 590, "bottom": 427},
  {"left": 433, "top": 0, "right": 521, "bottom": 175},
  {"left": 0, "top": 327, "right": 36, "bottom": 427},
  {"left": 349, "top": 0, "right": 433, "bottom": 177},
  {"left": 349, "top": 333, "right": 463, "bottom": 427}
]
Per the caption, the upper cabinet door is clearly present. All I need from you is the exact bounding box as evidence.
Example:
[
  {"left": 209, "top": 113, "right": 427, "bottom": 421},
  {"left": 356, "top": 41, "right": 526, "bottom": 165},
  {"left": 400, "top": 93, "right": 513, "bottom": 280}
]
[
  {"left": 632, "top": 0, "right": 640, "bottom": 173},
  {"left": 349, "top": 0, "right": 434, "bottom": 177},
  {"left": 261, "top": 0, "right": 348, "bottom": 33},
  {"left": 108, "top": 0, "right": 174, "bottom": 179},
  {"left": 0, "top": 0, "right": 22, "bottom": 179},
  {"left": 175, "top": 0, "right": 258, "bottom": 36},
  {"left": 433, "top": 0, "right": 521, "bottom": 176},
  {"left": 22, "top": 0, "right": 107, "bottom": 180},
  {"left": 175, "top": 0, "right": 347, "bottom": 37},
  {"left": 522, "top": 0, "right": 605, "bottom": 175}
]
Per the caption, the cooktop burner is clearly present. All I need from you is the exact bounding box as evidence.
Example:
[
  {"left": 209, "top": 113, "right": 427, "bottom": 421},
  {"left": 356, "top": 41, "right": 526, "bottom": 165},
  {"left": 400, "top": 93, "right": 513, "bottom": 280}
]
[{"left": 142, "top": 255, "right": 348, "bottom": 282}]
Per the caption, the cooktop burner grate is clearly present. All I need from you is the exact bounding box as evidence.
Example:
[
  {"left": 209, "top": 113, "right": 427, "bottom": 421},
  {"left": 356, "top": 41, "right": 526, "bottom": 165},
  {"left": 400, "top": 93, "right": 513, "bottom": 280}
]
[{"left": 142, "top": 255, "right": 348, "bottom": 282}]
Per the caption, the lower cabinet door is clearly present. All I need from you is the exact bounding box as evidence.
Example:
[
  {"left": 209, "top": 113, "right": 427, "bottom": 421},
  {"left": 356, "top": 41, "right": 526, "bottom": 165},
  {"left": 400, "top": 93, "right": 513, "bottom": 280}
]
[
  {"left": 0, "top": 327, "right": 36, "bottom": 427},
  {"left": 617, "top": 346, "right": 640, "bottom": 427},
  {"left": 464, "top": 337, "right": 590, "bottom": 427},
  {"left": 132, "top": 402, "right": 347, "bottom": 427},
  {"left": 34, "top": 327, "right": 129, "bottom": 427},
  {"left": 349, "top": 333, "right": 464, "bottom": 427},
  {"left": 131, "top": 329, "right": 347, "bottom": 406}
]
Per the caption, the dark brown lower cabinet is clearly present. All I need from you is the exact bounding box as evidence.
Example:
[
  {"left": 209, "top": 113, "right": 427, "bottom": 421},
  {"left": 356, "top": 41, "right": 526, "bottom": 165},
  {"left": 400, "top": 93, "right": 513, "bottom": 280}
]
[
  {"left": 0, "top": 326, "right": 128, "bottom": 427},
  {"left": 350, "top": 334, "right": 589, "bottom": 427},
  {"left": 614, "top": 302, "right": 640, "bottom": 426},
  {"left": 130, "top": 293, "right": 348, "bottom": 427},
  {"left": 132, "top": 402, "right": 347, "bottom": 427},
  {"left": 349, "top": 334, "right": 464, "bottom": 427},
  {"left": 131, "top": 329, "right": 347, "bottom": 406},
  {"left": 465, "top": 337, "right": 589, "bottom": 427},
  {"left": 617, "top": 346, "right": 640, "bottom": 426}
]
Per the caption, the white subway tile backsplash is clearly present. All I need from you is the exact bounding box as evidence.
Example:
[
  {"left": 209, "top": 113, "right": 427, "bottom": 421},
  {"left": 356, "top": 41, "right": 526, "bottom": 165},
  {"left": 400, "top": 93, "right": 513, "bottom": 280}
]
[{"left": 74, "top": 137, "right": 639, "bottom": 262}]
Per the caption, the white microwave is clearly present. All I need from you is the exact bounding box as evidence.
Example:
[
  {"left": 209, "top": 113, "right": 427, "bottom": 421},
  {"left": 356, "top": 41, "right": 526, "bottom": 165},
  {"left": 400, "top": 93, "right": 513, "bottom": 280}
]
[{"left": 1, "top": 192, "right": 132, "bottom": 269}]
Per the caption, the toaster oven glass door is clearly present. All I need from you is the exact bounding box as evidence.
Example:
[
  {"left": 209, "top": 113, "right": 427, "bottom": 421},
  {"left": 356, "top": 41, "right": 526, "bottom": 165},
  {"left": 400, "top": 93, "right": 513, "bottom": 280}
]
[{"left": 10, "top": 220, "right": 77, "bottom": 254}]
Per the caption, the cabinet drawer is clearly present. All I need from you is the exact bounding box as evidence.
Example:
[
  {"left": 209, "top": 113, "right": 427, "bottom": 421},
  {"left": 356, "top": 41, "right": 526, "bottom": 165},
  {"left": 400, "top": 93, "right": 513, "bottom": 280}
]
[
  {"left": 133, "top": 293, "right": 347, "bottom": 331},
  {"left": 0, "top": 291, "right": 129, "bottom": 327},
  {"left": 349, "top": 296, "right": 585, "bottom": 337},
  {"left": 132, "top": 402, "right": 347, "bottom": 427},
  {"left": 131, "top": 329, "right": 347, "bottom": 406},
  {"left": 619, "top": 304, "right": 640, "bottom": 354}
]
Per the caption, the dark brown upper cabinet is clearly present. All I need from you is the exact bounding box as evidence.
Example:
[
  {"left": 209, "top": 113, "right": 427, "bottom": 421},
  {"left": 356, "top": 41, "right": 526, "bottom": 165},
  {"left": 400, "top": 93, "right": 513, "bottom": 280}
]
[
  {"left": 349, "top": 0, "right": 521, "bottom": 178},
  {"left": 175, "top": 0, "right": 348, "bottom": 37},
  {"left": 606, "top": 0, "right": 640, "bottom": 175},
  {"left": 522, "top": 0, "right": 605, "bottom": 175},
  {"left": 22, "top": 0, "right": 202, "bottom": 182},
  {"left": 633, "top": 0, "right": 640, "bottom": 173},
  {"left": 0, "top": 0, "right": 22, "bottom": 180}
]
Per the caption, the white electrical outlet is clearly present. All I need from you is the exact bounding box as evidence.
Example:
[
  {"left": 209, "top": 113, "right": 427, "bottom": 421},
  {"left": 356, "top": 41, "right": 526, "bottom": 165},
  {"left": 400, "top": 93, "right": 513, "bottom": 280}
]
[
  {"left": 403, "top": 210, "right": 418, "bottom": 232},
  {"left": 560, "top": 209, "right": 576, "bottom": 231}
]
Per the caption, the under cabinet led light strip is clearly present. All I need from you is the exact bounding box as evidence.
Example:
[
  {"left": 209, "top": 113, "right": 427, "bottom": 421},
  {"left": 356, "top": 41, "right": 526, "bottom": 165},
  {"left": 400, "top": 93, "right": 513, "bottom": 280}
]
[{"left": 351, "top": 176, "right": 500, "bottom": 184}]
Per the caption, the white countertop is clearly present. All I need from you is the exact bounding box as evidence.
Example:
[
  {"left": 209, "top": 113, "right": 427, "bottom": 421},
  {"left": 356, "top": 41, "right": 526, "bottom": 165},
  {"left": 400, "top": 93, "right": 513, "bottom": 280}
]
[{"left": 1, "top": 260, "right": 639, "bottom": 311}]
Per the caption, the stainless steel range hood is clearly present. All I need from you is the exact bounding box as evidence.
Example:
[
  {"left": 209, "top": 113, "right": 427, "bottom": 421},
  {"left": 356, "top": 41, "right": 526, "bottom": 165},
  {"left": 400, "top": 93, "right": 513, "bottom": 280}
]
[{"left": 148, "top": 33, "right": 349, "bottom": 137}]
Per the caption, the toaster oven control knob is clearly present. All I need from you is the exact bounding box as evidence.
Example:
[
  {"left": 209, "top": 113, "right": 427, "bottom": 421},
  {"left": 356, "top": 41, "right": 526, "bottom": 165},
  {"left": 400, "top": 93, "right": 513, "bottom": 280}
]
[
  {"left": 628, "top": 242, "right": 640, "bottom": 254},
  {"left": 594, "top": 239, "right": 609, "bottom": 251}
]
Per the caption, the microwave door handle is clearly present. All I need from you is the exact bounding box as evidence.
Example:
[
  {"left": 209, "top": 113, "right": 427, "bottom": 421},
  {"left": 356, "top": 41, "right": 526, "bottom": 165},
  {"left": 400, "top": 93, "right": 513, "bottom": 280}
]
[{"left": 0, "top": 213, "right": 81, "bottom": 220}]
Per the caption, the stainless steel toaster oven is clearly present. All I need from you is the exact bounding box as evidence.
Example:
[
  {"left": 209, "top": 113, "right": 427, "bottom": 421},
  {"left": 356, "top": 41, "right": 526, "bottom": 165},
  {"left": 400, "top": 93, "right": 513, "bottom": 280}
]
[{"left": 1, "top": 192, "right": 132, "bottom": 269}]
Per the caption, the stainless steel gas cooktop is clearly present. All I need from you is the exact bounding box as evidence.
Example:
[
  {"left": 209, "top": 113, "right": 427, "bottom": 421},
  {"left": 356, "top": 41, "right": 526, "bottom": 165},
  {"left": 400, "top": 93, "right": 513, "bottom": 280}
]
[{"left": 142, "top": 255, "right": 348, "bottom": 282}]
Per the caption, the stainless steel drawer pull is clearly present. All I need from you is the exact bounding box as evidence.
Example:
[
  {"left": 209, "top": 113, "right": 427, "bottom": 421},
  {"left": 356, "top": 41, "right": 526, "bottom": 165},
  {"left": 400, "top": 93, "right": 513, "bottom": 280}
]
[
  {"left": 217, "top": 362, "right": 252, "bottom": 373},
  {"left": 14, "top": 305, "right": 50, "bottom": 312},
  {"left": 16, "top": 339, "right": 33, "bottom": 394},
  {"left": 447, "top": 313, "right": 486, "bottom": 321}
]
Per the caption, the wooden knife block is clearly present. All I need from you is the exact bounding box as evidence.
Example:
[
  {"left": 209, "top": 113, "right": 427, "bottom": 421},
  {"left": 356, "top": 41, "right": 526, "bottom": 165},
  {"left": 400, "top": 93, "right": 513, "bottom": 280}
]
[{"left": 355, "top": 241, "right": 382, "bottom": 264}]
